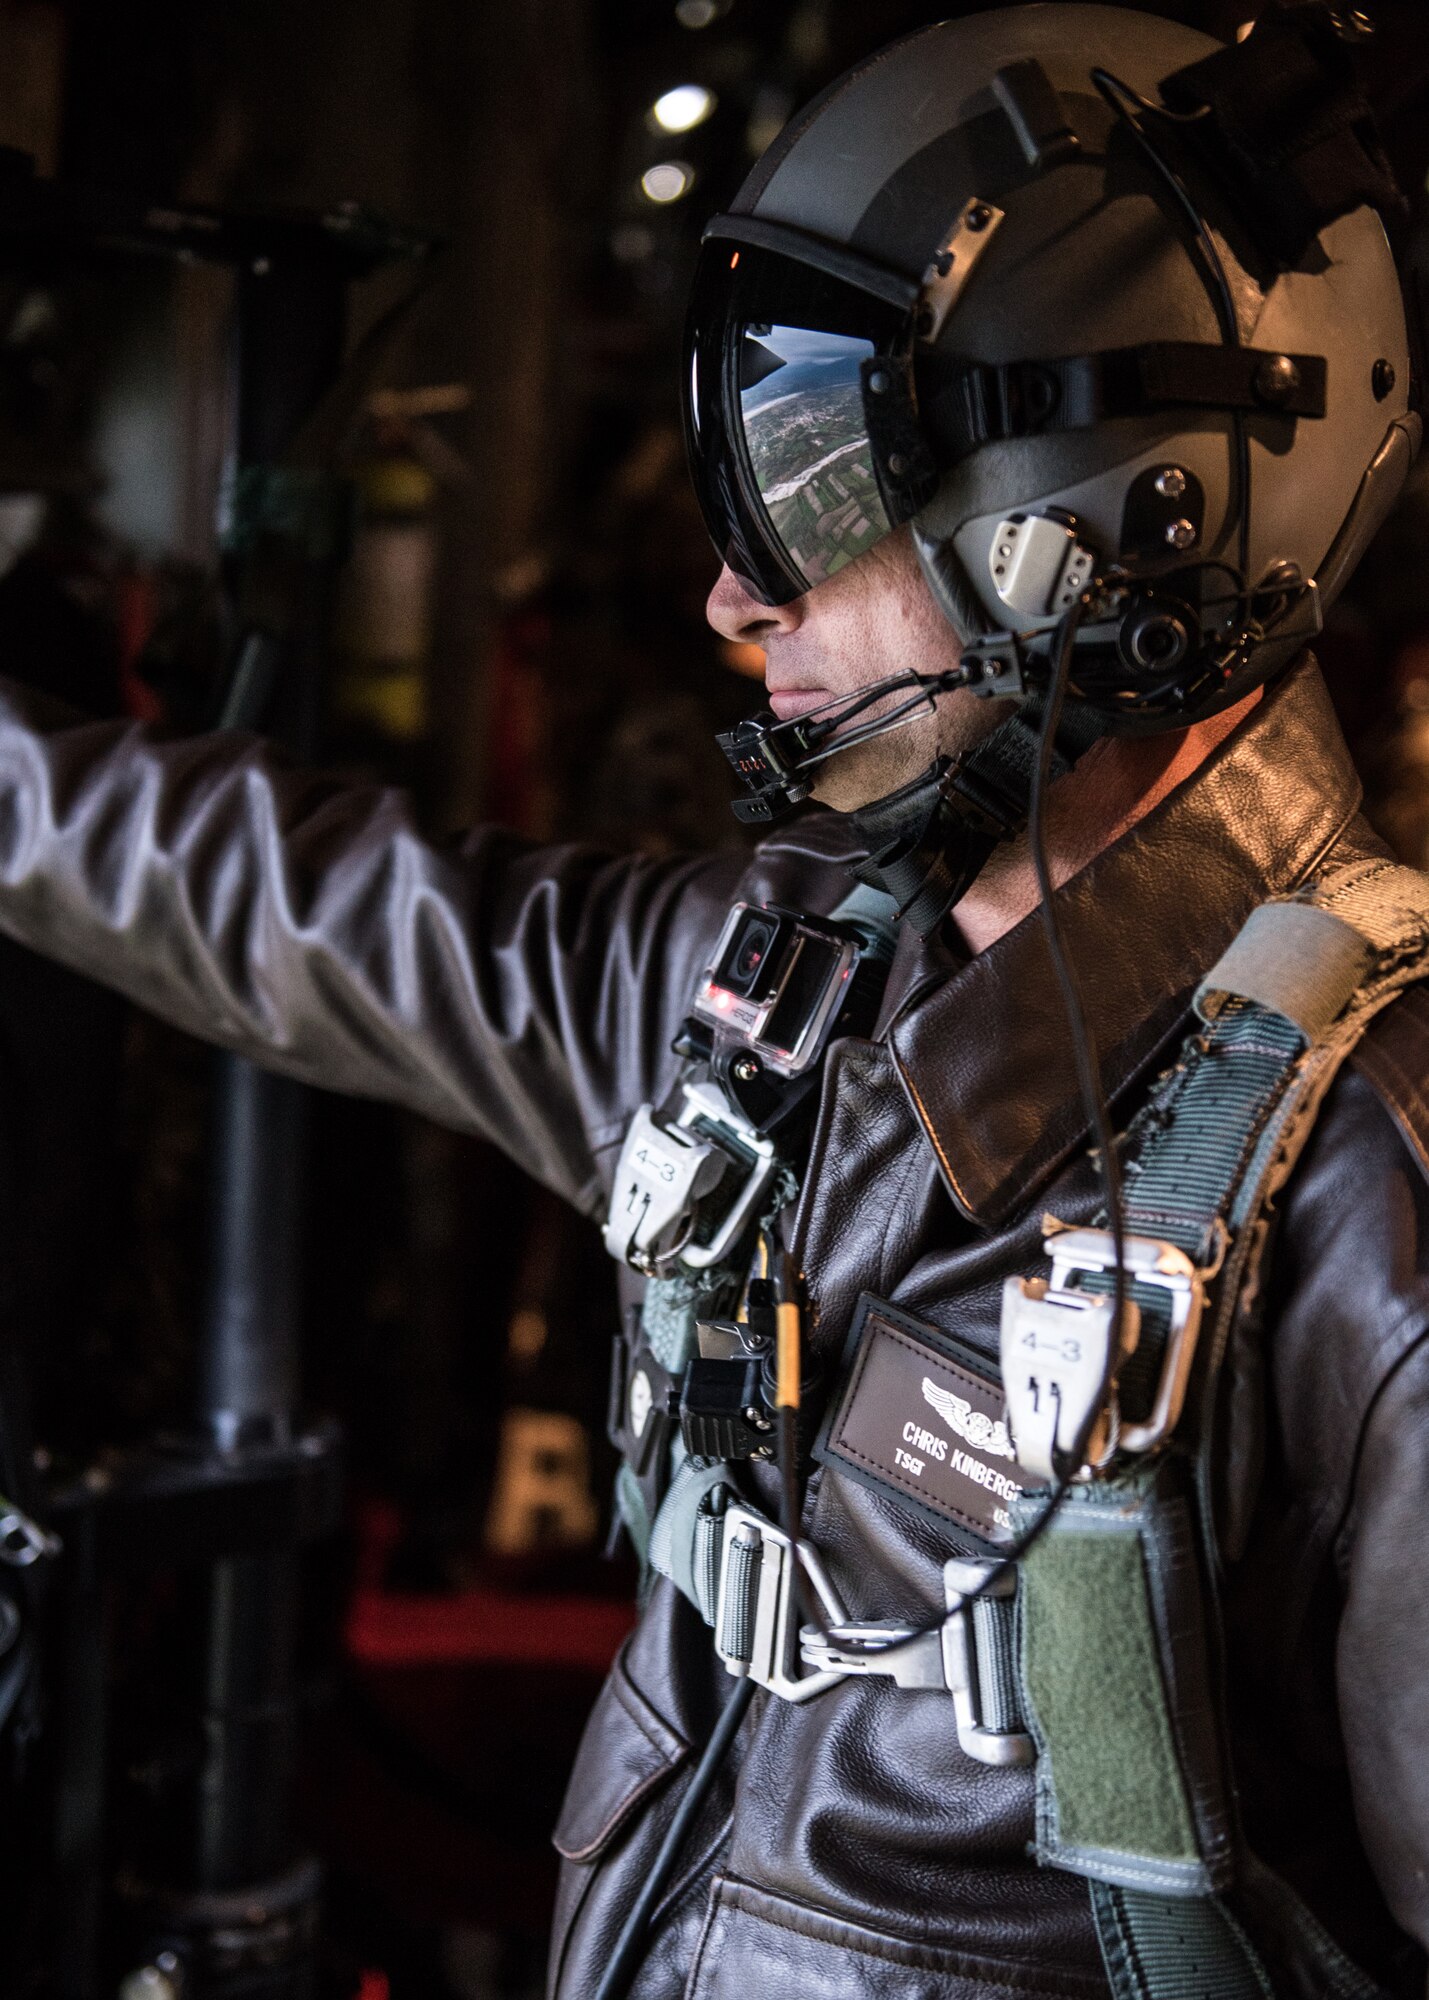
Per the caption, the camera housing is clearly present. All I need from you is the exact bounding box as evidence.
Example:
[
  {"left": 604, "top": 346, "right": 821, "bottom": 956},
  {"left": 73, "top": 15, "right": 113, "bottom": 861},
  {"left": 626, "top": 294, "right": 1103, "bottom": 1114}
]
[{"left": 692, "top": 902, "right": 863, "bottom": 1079}]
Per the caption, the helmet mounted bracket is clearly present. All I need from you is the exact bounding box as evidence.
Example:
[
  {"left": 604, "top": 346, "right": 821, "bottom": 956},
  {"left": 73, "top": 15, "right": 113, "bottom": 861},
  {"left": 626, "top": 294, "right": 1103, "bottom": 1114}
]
[{"left": 917, "top": 198, "right": 1006, "bottom": 347}]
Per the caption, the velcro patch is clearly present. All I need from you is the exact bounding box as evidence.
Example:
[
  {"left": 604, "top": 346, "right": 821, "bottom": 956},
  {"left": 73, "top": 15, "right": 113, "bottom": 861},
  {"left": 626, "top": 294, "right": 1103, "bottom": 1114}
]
[{"left": 815, "top": 1294, "right": 1024, "bottom": 1551}]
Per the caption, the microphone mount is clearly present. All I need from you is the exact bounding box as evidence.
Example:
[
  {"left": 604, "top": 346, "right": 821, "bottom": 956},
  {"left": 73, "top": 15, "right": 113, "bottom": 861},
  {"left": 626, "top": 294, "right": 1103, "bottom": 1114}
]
[{"left": 716, "top": 664, "right": 976, "bottom": 825}]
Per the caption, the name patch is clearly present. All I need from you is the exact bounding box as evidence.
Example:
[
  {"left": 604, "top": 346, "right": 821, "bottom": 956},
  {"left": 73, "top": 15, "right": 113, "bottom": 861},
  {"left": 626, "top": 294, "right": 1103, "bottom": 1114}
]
[{"left": 815, "top": 1294, "right": 1024, "bottom": 1551}]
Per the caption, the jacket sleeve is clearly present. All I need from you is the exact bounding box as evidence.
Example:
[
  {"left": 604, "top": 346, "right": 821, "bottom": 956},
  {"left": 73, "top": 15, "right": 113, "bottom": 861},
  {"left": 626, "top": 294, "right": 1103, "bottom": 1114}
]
[
  {"left": 1265, "top": 1036, "right": 1429, "bottom": 1959},
  {"left": 1335, "top": 1326, "right": 1429, "bottom": 1949},
  {"left": 0, "top": 678, "right": 743, "bottom": 1214}
]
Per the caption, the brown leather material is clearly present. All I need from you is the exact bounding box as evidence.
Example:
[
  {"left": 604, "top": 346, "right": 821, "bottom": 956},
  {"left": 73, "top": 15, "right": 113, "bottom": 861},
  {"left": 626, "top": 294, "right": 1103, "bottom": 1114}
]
[
  {"left": 683, "top": 1877, "right": 1109, "bottom": 2000},
  {"left": 889, "top": 667, "right": 1363, "bottom": 1226},
  {"left": 0, "top": 661, "right": 1423, "bottom": 1997},
  {"left": 550, "top": 1639, "right": 690, "bottom": 1864},
  {"left": 1224, "top": 1052, "right": 1429, "bottom": 1987},
  {"left": 1352, "top": 982, "right": 1429, "bottom": 1186}
]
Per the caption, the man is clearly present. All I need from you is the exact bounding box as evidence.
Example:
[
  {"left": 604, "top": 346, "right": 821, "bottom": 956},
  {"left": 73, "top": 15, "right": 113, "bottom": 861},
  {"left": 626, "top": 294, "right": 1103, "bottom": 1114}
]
[{"left": 0, "top": 6, "right": 1425, "bottom": 1997}]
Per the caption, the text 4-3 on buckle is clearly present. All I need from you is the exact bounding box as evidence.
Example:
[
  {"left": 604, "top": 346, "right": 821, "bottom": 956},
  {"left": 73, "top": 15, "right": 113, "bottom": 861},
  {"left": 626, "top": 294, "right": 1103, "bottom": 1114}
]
[
  {"left": 1000, "top": 1223, "right": 1210, "bottom": 1481},
  {"left": 603, "top": 1082, "right": 778, "bottom": 1277}
]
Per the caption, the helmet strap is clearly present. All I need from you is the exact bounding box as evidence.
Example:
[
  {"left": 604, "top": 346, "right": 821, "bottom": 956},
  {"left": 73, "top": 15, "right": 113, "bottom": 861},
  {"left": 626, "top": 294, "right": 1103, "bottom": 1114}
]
[{"left": 848, "top": 699, "right": 1102, "bottom": 936}]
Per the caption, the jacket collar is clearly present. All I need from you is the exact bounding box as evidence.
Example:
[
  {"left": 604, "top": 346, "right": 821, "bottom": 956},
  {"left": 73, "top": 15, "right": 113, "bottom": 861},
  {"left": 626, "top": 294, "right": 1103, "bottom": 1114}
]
[{"left": 888, "top": 662, "right": 1364, "bottom": 1226}]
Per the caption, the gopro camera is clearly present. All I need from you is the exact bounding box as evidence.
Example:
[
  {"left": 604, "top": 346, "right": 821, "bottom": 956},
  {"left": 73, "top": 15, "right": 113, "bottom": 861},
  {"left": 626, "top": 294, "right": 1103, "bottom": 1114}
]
[{"left": 690, "top": 902, "right": 870, "bottom": 1080}]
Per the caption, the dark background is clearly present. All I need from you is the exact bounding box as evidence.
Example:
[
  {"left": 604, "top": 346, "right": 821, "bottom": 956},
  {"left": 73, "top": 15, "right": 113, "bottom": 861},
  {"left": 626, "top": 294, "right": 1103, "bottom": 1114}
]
[{"left": 0, "top": 2, "right": 1427, "bottom": 1995}]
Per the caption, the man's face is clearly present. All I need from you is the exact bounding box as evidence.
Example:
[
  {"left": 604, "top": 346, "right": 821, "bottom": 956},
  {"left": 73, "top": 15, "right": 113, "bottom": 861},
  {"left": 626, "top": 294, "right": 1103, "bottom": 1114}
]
[{"left": 705, "top": 525, "right": 1000, "bottom": 813}]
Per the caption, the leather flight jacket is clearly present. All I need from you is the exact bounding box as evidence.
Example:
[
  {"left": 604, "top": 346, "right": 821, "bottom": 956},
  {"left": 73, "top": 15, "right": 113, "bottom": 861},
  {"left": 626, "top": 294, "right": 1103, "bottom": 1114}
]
[{"left": 0, "top": 660, "right": 1424, "bottom": 1999}]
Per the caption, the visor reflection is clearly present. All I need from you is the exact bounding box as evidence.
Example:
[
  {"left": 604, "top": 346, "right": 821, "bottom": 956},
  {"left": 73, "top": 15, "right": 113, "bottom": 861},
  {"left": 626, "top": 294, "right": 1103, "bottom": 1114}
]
[{"left": 738, "top": 324, "right": 892, "bottom": 588}]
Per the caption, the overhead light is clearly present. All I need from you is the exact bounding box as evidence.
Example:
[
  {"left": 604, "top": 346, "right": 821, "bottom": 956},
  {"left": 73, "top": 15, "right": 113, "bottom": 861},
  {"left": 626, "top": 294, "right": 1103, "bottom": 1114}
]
[
  {"left": 676, "top": 0, "right": 721, "bottom": 27},
  {"left": 652, "top": 83, "right": 715, "bottom": 133},
  {"left": 1235, "top": 17, "right": 1256, "bottom": 37},
  {"left": 641, "top": 161, "right": 695, "bottom": 204}
]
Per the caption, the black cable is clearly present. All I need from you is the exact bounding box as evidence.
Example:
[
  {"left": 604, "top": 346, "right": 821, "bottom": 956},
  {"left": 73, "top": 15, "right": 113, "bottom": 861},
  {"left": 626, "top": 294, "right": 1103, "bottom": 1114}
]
[
  {"left": 832, "top": 600, "right": 1129, "bottom": 1671},
  {"left": 790, "top": 662, "right": 970, "bottom": 755},
  {"left": 592, "top": 1676, "right": 756, "bottom": 2000},
  {"left": 1090, "top": 68, "right": 1253, "bottom": 598},
  {"left": 1090, "top": 69, "right": 1236, "bottom": 348},
  {"left": 771, "top": 1241, "right": 833, "bottom": 1642},
  {"left": 801, "top": 670, "right": 935, "bottom": 743},
  {"left": 1028, "top": 604, "right": 1129, "bottom": 1462},
  {"left": 802, "top": 684, "right": 951, "bottom": 765}
]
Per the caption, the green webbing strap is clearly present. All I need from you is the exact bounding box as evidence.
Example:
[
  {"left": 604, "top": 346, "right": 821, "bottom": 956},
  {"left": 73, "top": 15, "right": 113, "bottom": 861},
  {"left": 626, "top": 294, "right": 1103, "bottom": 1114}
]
[
  {"left": 971, "top": 1591, "right": 1023, "bottom": 1734},
  {"left": 1122, "top": 1003, "right": 1306, "bottom": 1259},
  {"left": 1108, "top": 861, "right": 1429, "bottom": 1435},
  {"left": 647, "top": 1455, "right": 733, "bottom": 1624},
  {"left": 641, "top": 1263, "right": 739, "bottom": 1375},
  {"left": 1024, "top": 859, "right": 1429, "bottom": 2000},
  {"left": 1106, "top": 1002, "right": 1305, "bottom": 1432},
  {"left": 1017, "top": 1474, "right": 1228, "bottom": 1896},
  {"left": 1091, "top": 1883, "right": 1273, "bottom": 2000}
]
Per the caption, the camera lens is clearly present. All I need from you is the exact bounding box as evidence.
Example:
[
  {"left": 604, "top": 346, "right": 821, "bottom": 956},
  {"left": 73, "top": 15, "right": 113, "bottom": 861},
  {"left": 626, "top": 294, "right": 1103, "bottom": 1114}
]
[
  {"left": 734, "top": 924, "right": 773, "bottom": 982},
  {"left": 715, "top": 911, "right": 784, "bottom": 1000}
]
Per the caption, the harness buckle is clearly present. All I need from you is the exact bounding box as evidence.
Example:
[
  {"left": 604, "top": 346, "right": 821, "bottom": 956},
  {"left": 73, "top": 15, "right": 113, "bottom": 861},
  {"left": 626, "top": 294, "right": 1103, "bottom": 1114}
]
[
  {"left": 940, "top": 1557, "right": 1035, "bottom": 1767},
  {"left": 799, "top": 1622, "right": 947, "bottom": 1690},
  {"left": 604, "top": 1082, "right": 778, "bottom": 1277},
  {"left": 713, "top": 1504, "right": 848, "bottom": 1704},
  {"left": 672, "top": 1081, "right": 780, "bottom": 1271},
  {"left": 1001, "top": 1224, "right": 1206, "bottom": 1480},
  {"left": 798, "top": 1557, "right": 1035, "bottom": 1766}
]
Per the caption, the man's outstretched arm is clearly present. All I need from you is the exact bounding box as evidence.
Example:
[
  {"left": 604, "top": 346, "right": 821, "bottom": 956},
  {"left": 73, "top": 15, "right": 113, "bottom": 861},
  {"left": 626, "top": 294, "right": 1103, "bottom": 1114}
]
[{"left": 0, "top": 678, "right": 741, "bottom": 1213}]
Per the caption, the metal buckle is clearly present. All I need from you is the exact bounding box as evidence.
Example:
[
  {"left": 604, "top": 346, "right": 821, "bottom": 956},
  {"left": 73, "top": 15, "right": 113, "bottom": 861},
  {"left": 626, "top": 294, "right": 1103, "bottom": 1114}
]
[
  {"left": 672, "top": 1080, "right": 779, "bottom": 1271},
  {"left": 603, "top": 1081, "right": 777, "bottom": 1277},
  {"left": 940, "top": 1557, "right": 1035, "bottom": 1767},
  {"left": 713, "top": 1504, "right": 848, "bottom": 1704},
  {"left": 603, "top": 1102, "right": 725, "bottom": 1274},
  {"left": 796, "top": 1557, "right": 1035, "bottom": 1767},
  {"left": 799, "top": 1621, "right": 947, "bottom": 1690},
  {"left": 1001, "top": 1223, "right": 1207, "bottom": 1479}
]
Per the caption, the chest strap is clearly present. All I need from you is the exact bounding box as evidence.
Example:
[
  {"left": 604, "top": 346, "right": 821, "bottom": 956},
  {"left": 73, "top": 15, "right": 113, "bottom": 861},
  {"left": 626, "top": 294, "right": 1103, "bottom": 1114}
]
[
  {"left": 647, "top": 1460, "right": 1034, "bottom": 1762},
  {"left": 998, "top": 859, "right": 1429, "bottom": 1495}
]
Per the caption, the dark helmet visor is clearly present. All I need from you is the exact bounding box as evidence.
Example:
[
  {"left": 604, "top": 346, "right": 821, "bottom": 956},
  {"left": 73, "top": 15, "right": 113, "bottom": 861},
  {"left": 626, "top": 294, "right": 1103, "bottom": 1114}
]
[{"left": 683, "top": 223, "right": 934, "bottom": 607}]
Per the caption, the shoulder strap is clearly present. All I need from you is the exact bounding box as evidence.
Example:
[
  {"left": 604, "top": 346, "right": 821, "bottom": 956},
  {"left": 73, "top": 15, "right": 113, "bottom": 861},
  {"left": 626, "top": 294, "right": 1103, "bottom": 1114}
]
[
  {"left": 1107, "top": 859, "right": 1429, "bottom": 1469},
  {"left": 1016, "top": 857, "right": 1429, "bottom": 2000}
]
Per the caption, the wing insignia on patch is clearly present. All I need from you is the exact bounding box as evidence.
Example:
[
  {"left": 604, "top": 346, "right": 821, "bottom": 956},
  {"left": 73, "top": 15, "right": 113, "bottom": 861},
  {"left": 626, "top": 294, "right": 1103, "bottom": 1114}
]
[{"left": 921, "top": 1375, "right": 1016, "bottom": 1461}]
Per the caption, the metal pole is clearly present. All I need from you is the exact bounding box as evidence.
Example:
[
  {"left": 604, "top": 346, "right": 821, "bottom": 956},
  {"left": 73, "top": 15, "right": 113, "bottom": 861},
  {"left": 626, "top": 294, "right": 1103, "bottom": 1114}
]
[{"left": 185, "top": 251, "right": 345, "bottom": 1989}]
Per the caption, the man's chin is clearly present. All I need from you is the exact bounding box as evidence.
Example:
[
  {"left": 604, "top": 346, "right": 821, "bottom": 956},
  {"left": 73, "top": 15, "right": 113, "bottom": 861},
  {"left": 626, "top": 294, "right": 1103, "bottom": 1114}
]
[
  {"left": 809, "top": 713, "right": 940, "bottom": 815},
  {"left": 806, "top": 689, "right": 1011, "bottom": 815}
]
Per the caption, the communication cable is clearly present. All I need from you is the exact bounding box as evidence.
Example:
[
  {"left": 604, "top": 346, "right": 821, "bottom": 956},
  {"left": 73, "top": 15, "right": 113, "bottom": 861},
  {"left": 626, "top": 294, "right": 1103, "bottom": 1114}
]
[
  {"left": 591, "top": 1677, "right": 755, "bottom": 2000},
  {"left": 829, "top": 595, "right": 1130, "bottom": 1667}
]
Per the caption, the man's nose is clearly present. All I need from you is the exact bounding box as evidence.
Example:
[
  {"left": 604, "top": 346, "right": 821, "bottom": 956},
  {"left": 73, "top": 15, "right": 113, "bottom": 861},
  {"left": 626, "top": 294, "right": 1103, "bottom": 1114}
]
[{"left": 705, "top": 564, "right": 803, "bottom": 644}]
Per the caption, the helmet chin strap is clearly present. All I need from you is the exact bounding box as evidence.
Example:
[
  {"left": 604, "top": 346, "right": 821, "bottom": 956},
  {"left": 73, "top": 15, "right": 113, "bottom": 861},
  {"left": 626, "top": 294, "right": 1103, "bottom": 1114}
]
[
  {"left": 715, "top": 552, "right": 1105, "bottom": 933},
  {"left": 832, "top": 524, "right": 1101, "bottom": 937},
  {"left": 848, "top": 693, "right": 1104, "bottom": 937}
]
